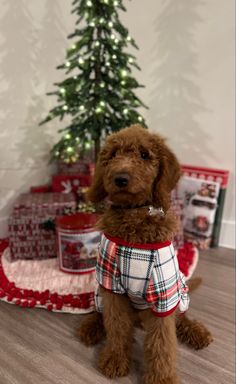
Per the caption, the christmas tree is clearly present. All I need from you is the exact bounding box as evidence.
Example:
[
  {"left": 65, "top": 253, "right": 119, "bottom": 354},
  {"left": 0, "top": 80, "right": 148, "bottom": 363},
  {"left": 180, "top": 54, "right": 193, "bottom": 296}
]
[{"left": 41, "top": 0, "right": 147, "bottom": 162}]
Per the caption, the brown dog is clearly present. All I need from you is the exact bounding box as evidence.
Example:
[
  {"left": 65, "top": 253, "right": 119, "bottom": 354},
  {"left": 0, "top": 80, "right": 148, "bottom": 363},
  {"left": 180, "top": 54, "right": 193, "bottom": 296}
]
[{"left": 77, "top": 125, "right": 212, "bottom": 384}]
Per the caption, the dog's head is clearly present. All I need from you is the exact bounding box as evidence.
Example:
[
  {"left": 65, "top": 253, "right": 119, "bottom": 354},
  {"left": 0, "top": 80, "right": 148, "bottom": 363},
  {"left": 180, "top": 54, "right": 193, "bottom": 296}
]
[{"left": 88, "top": 125, "right": 181, "bottom": 212}]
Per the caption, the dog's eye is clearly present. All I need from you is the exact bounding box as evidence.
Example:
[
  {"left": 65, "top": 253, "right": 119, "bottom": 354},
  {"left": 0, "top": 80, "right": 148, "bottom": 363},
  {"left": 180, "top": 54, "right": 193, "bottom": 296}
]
[{"left": 140, "top": 150, "right": 150, "bottom": 160}]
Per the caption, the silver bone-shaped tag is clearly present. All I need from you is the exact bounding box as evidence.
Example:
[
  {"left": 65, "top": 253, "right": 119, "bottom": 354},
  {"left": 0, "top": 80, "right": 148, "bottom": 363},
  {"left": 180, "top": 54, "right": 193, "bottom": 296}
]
[{"left": 148, "top": 206, "right": 165, "bottom": 217}]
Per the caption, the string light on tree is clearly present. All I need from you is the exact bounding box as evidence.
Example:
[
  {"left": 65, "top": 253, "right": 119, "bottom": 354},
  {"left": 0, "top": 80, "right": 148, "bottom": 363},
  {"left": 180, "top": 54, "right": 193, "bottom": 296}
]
[
  {"left": 95, "top": 41, "right": 100, "bottom": 47},
  {"left": 65, "top": 61, "right": 71, "bottom": 67},
  {"left": 79, "top": 105, "right": 85, "bottom": 111},
  {"left": 65, "top": 133, "right": 71, "bottom": 139},
  {"left": 60, "top": 88, "right": 66, "bottom": 94},
  {"left": 85, "top": 141, "right": 92, "bottom": 150},
  {"left": 126, "top": 35, "right": 131, "bottom": 42},
  {"left": 78, "top": 57, "right": 85, "bottom": 65},
  {"left": 71, "top": 155, "right": 78, "bottom": 163},
  {"left": 114, "top": 0, "right": 119, "bottom": 5},
  {"left": 89, "top": 20, "right": 95, "bottom": 27},
  {"left": 99, "top": 18, "right": 105, "bottom": 24},
  {"left": 112, "top": 54, "right": 117, "bottom": 59},
  {"left": 66, "top": 147, "right": 74, "bottom": 153},
  {"left": 99, "top": 101, "right": 105, "bottom": 107},
  {"left": 124, "top": 108, "right": 129, "bottom": 114},
  {"left": 138, "top": 116, "right": 143, "bottom": 122},
  {"left": 96, "top": 106, "right": 102, "bottom": 113},
  {"left": 63, "top": 105, "right": 69, "bottom": 111},
  {"left": 86, "top": 0, "right": 92, "bottom": 7},
  {"left": 121, "top": 69, "right": 127, "bottom": 77},
  {"left": 128, "top": 57, "right": 134, "bottom": 63},
  {"left": 108, "top": 21, "right": 113, "bottom": 27},
  {"left": 100, "top": 82, "right": 105, "bottom": 88}
]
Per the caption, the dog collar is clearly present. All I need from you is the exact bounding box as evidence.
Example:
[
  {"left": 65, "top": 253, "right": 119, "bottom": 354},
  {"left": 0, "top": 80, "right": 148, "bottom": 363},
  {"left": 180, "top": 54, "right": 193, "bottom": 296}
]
[{"left": 111, "top": 204, "right": 165, "bottom": 217}]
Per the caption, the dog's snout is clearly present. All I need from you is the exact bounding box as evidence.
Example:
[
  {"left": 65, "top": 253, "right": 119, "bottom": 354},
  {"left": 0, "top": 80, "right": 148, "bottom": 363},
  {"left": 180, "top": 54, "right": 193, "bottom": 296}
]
[{"left": 114, "top": 173, "right": 130, "bottom": 188}]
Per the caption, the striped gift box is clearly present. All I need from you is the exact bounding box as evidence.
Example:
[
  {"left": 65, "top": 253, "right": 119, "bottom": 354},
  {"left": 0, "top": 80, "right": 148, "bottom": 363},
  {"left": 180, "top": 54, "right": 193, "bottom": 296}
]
[{"left": 9, "top": 193, "right": 76, "bottom": 261}]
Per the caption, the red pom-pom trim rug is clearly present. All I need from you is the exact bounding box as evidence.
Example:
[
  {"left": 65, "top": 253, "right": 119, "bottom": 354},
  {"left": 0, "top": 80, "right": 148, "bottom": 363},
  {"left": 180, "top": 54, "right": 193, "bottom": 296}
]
[{"left": 0, "top": 239, "right": 198, "bottom": 314}]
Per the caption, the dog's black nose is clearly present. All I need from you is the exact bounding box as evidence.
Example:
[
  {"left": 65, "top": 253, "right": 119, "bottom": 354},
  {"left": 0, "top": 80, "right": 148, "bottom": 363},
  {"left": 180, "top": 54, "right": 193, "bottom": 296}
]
[{"left": 114, "top": 173, "right": 130, "bottom": 188}]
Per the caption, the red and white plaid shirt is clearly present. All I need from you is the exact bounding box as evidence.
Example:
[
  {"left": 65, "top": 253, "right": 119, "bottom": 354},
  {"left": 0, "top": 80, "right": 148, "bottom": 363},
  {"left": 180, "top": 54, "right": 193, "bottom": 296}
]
[{"left": 95, "top": 233, "right": 189, "bottom": 317}]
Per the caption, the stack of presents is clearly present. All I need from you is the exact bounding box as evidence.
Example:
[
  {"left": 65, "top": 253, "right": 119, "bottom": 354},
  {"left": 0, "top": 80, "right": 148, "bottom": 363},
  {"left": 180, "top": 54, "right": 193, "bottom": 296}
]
[{"left": 8, "top": 159, "right": 95, "bottom": 262}]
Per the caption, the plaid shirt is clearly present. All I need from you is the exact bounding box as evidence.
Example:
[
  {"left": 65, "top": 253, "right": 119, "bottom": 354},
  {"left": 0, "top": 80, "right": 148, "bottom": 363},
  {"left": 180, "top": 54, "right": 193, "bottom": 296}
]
[{"left": 95, "top": 233, "right": 189, "bottom": 317}]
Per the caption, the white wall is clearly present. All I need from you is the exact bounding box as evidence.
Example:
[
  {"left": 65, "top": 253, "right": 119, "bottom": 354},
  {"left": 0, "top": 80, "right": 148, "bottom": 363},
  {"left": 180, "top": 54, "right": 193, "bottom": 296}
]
[{"left": 0, "top": 0, "right": 235, "bottom": 248}]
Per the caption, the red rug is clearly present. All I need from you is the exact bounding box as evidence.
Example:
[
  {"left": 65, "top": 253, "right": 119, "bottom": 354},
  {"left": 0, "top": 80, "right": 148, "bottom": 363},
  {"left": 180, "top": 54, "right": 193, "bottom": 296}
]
[{"left": 0, "top": 239, "right": 198, "bottom": 314}]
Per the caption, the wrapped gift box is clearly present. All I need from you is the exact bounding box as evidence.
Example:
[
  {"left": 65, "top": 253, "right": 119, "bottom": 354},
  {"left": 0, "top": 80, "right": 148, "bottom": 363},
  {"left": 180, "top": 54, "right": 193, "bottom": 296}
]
[
  {"left": 171, "top": 189, "right": 184, "bottom": 250},
  {"left": 171, "top": 201, "right": 184, "bottom": 251},
  {"left": 180, "top": 165, "right": 229, "bottom": 248},
  {"left": 9, "top": 193, "right": 76, "bottom": 261},
  {"left": 52, "top": 174, "right": 92, "bottom": 200},
  {"left": 30, "top": 184, "right": 52, "bottom": 193},
  {"left": 58, "top": 161, "right": 95, "bottom": 177}
]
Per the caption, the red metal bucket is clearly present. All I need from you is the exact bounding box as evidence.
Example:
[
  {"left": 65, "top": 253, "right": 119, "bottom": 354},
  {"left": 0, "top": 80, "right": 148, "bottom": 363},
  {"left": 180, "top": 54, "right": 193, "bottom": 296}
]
[{"left": 56, "top": 213, "right": 100, "bottom": 275}]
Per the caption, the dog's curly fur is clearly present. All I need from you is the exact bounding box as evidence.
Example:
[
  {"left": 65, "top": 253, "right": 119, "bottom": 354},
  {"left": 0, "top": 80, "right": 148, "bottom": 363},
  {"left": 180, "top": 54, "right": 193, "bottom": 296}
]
[{"left": 77, "top": 125, "right": 213, "bottom": 383}]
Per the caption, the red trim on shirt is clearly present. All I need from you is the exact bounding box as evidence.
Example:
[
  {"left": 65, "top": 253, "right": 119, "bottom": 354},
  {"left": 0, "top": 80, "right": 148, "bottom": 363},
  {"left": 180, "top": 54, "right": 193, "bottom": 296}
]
[
  {"left": 152, "top": 302, "right": 180, "bottom": 317},
  {"left": 104, "top": 234, "right": 171, "bottom": 250}
]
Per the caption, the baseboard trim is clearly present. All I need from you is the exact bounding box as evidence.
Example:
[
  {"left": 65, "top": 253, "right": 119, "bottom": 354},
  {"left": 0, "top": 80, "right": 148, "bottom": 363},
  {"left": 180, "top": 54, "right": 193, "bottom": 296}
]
[{"left": 219, "top": 220, "right": 236, "bottom": 249}]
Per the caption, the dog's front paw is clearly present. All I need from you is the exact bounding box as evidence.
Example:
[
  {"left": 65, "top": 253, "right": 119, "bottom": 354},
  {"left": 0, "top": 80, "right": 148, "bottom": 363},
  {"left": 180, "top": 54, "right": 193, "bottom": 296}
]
[
  {"left": 97, "top": 346, "right": 130, "bottom": 378},
  {"left": 143, "top": 373, "right": 180, "bottom": 384}
]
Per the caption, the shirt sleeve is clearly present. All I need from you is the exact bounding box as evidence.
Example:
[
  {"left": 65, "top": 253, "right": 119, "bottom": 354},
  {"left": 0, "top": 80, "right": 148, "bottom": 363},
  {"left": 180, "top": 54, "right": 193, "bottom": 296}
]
[
  {"left": 145, "top": 246, "right": 189, "bottom": 317},
  {"left": 96, "top": 236, "right": 124, "bottom": 294}
]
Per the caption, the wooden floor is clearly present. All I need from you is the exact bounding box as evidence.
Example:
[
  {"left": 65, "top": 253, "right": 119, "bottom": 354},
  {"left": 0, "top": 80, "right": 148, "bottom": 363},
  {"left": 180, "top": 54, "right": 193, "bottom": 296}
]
[{"left": 0, "top": 247, "right": 235, "bottom": 384}]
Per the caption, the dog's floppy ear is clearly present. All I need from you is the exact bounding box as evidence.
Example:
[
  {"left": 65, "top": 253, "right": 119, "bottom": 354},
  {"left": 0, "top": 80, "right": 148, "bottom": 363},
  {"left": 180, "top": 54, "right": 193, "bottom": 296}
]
[
  {"left": 87, "top": 154, "right": 107, "bottom": 203},
  {"left": 152, "top": 137, "right": 182, "bottom": 211}
]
